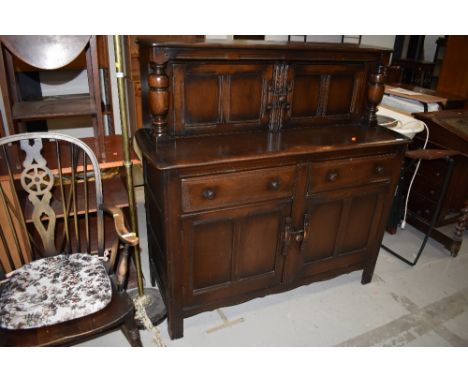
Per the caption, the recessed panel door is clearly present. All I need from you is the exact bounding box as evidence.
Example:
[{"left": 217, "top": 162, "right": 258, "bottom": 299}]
[
  {"left": 287, "top": 64, "right": 367, "bottom": 127},
  {"left": 298, "top": 182, "right": 389, "bottom": 279},
  {"left": 181, "top": 200, "right": 291, "bottom": 309},
  {"left": 173, "top": 63, "right": 273, "bottom": 135}
]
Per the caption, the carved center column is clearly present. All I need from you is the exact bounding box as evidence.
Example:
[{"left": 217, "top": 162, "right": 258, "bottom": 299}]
[
  {"left": 365, "top": 65, "right": 386, "bottom": 126},
  {"left": 267, "top": 64, "right": 292, "bottom": 132},
  {"left": 148, "top": 61, "right": 169, "bottom": 137}
]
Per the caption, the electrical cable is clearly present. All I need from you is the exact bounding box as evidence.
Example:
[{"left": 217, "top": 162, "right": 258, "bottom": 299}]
[
  {"left": 377, "top": 117, "right": 430, "bottom": 229},
  {"left": 400, "top": 120, "right": 429, "bottom": 229}
]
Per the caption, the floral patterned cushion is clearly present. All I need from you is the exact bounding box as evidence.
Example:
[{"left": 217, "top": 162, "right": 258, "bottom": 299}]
[{"left": 0, "top": 253, "right": 112, "bottom": 330}]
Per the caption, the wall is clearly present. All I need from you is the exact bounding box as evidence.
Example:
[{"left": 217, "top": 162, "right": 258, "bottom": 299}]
[
  {"left": 265, "top": 35, "right": 343, "bottom": 43},
  {"left": 398, "top": 35, "right": 444, "bottom": 62},
  {"left": 205, "top": 35, "right": 233, "bottom": 40},
  {"left": 423, "top": 35, "right": 444, "bottom": 62},
  {"left": 272, "top": 36, "right": 396, "bottom": 49},
  {"left": 40, "top": 69, "right": 95, "bottom": 138},
  {"left": 212, "top": 35, "right": 396, "bottom": 49},
  {"left": 360, "top": 35, "right": 395, "bottom": 49}
]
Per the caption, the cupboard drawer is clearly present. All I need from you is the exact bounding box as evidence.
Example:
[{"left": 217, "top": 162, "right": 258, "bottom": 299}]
[
  {"left": 308, "top": 155, "right": 397, "bottom": 194},
  {"left": 407, "top": 159, "right": 449, "bottom": 187},
  {"left": 181, "top": 166, "right": 296, "bottom": 212},
  {"left": 409, "top": 174, "right": 443, "bottom": 204},
  {"left": 408, "top": 191, "right": 441, "bottom": 223}
]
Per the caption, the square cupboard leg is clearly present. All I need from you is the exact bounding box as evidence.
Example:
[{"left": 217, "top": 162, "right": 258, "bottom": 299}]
[{"left": 168, "top": 313, "right": 184, "bottom": 340}]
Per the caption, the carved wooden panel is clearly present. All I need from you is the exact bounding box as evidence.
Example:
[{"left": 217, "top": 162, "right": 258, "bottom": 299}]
[
  {"left": 288, "top": 64, "right": 367, "bottom": 126},
  {"left": 173, "top": 63, "right": 272, "bottom": 135},
  {"left": 20, "top": 138, "right": 56, "bottom": 256}
]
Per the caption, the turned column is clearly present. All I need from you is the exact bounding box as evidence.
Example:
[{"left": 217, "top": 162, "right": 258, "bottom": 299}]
[
  {"left": 364, "top": 65, "right": 386, "bottom": 126},
  {"left": 148, "top": 61, "right": 169, "bottom": 137}
]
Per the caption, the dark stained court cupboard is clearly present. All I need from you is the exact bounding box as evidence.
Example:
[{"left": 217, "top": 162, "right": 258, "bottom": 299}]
[{"left": 135, "top": 39, "right": 410, "bottom": 339}]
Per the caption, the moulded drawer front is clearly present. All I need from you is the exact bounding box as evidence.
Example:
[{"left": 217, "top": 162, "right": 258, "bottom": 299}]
[
  {"left": 308, "top": 155, "right": 398, "bottom": 194},
  {"left": 408, "top": 191, "right": 438, "bottom": 223},
  {"left": 408, "top": 159, "right": 448, "bottom": 187},
  {"left": 181, "top": 166, "right": 296, "bottom": 212}
]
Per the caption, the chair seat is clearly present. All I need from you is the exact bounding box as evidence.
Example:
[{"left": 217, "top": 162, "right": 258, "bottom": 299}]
[{"left": 0, "top": 253, "right": 112, "bottom": 330}]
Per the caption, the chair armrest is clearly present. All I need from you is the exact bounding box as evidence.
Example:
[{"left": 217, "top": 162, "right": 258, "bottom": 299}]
[
  {"left": 405, "top": 149, "right": 459, "bottom": 161},
  {"left": 103, "top": 204, "right": 139, "bottom": 246}
]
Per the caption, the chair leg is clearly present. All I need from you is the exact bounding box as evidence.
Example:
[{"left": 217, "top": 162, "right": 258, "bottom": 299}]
[{"left": 121, "top": 315, "right": 143, "bottom": 347}]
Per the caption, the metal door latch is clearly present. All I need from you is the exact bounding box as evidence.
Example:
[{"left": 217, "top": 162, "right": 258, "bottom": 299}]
[{"left": 284, "top": 214, "right": 310, "bottom": 243}]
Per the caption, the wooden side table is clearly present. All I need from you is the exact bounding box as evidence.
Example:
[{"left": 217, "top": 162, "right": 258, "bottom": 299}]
[{"left": 408, "top": 110, "right": 468, "bottom": 256}]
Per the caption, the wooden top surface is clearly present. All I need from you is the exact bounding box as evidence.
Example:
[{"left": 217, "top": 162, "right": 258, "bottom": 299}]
[
  {"left": 136, "top": 125, "right": 409, "bottom": 170},
  {"left": 137, "top": 38, "right": 391, "bottom": 53},
  {"left": 80, "top": 134, "right": 139, "bottom": 168},
  {"left": 138, "top": 39, "right": 391, "bottom": 65}
]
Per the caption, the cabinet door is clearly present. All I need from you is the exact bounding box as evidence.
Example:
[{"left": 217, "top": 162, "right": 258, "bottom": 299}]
[
  {"left": 297, "top": 182, "right": 389, "bottom": 280},
  {"left": 286, "top": 63, "right": 367, "bottom": 127},
  {"left": 172, "top": 63, "right": 273, "bottom": 135},
  {"left": 181, "top": 200, "right": 291, "bottom": 310}
]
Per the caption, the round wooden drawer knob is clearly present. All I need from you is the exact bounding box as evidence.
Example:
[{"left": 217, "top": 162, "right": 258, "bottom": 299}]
[
  {"left": 202, "top": 188, "right": 216, "bottom": 200},
  {"left": 269, "top": 178, "right": 281, "bottom": 190},
  {"left": 326, "top": 171, "right": 338, "bottom": 182},
  {"left": 375, "top": 165, "right": 384, "bottom": 174}
]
